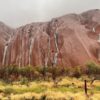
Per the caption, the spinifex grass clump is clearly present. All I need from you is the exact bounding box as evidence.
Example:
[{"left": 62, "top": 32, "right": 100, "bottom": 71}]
[{"left": 0, "top": 77, "right": 99, "bottom": 99}]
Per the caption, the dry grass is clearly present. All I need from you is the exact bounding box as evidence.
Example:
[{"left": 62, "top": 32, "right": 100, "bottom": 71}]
[{"left": 0, "top": 77, "right": 99, "bottom": 100}]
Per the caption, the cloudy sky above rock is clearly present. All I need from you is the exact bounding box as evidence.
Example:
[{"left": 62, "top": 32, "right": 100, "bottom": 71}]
[{"left": 0, "top": 0, "right": 100, "bottom": 27}]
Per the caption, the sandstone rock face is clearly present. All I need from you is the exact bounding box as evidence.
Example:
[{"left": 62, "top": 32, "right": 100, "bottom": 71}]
[
  {"left": 1, "top": 9, "right": 100, "bottom": 67},
  {"left": 0, "top": 22, "right": 14, "bottom": 65}
]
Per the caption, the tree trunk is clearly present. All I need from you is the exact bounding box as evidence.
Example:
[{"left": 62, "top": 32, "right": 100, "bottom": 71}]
[{"left": 84, "top": 80, "right": 88, "bottom": 96}]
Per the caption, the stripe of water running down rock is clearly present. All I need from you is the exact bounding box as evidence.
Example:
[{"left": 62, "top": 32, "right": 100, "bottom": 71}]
[{"left": 2, "top": 35, "right": 12, "bottom": 66}]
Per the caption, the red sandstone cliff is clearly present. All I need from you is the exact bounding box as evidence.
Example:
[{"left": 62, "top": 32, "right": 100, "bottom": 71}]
[{"left": 1, "top": 9, "right": 100, "bottom": 67}]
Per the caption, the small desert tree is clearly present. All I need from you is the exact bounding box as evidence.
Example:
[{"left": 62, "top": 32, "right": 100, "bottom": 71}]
[
  {"left": 86, "top": 61, "right": 100, "bottom": 85},
  {"left": 48, "top": 66, "right": 64, "bottom": 87},
  {"left": 69, "top": 66, "right": 82, "bottom": 78}
]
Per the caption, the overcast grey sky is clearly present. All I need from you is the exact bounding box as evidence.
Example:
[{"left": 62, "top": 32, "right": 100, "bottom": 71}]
[{"left": 0, "top": 0, "right": 100, "bottom": 28}]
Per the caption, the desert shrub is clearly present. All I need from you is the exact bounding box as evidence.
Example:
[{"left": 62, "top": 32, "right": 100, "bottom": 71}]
[
  {"left": 3, "top": 87, "right": 15, "bottom": 95},
  {"left": 86, "top": 61, "right": 100, "bottom": 75},
  {"left": 0, "top": 67, "right": 6, "bottom": 79},
  {"left": 20, "top": 77, "right": 29, "bottom": 86},
  {"left": 0, "top": 65, "right": 35, "bottom": 81},
  {"left": 0, "top": 65, "right": 19, "bottom": 82},
  {"left": 34, "top": 66, "right": 48, "bottom": 80},
  {"left": 46, "top": 66, "right": 64, "bottom": 86},
  {"left": 62, "top": 67, "right": 70, "bottom": 76},
  {"left": 2, "top": 62, "right": 100, "bottom": 82},
  {"left": 85, "top": 61, "right": 100, "bottom": 85},
  {"left": 19, "top": 66, "right": 35, "bottom": 80},
  {"left": 49, "top": 66, "right": 65, "bottom": 77},
  {"left": 69, "top": 66, "right": 82, "bottom": 78},
  {"left": 33, "top": 70, "right": 42, "bottom": 80}
]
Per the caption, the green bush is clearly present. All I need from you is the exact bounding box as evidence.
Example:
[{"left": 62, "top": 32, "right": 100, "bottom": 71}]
[
  {"left": 34, "top": 66, "right": 47, "bottom": 80},
  {"left": 69, "top": 66, "right": 82, "bottom": 78},
  {"left": 20, "top": 77, "right": 29, "bottom": 85},
  {"left": 1, "top": 62, "right": 100, "bottom": 82},
  {"left": 19, "top": 66, "right": 35, "bottom": 80},
  {"left": 86, "top": 61, "right": 100, "bottom": 75}
]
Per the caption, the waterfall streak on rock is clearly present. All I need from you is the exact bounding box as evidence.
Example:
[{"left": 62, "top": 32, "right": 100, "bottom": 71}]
[
  {"left": 2, "top": 36, "right": 12, "bottom": 65},
  {"left": 29, "top": 37, "right": 34, "bottom": 65},
  {"left": 53, "top": 32, "right": 59, "bottom": 66},
  {"left": 93, "top": 27, "right": 95, "bottom": 33}
]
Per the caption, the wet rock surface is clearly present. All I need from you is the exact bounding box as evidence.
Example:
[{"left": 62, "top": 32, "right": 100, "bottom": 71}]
[{"left": 1, "top": 9, "right": 100, "bottom": 67}]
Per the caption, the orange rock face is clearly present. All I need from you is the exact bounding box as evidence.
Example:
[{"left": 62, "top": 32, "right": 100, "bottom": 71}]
[{"left": 1, "top": 9, "right": 100, "bottom": 67}]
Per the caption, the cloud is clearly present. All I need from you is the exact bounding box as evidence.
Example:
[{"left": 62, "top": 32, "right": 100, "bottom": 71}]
[{"left": 0, "top": 0, "right": 100, "bottom": 27}]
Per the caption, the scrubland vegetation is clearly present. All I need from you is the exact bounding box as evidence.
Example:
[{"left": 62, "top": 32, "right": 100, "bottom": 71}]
[
  {"left": 0, "top": 61, "right": 99, "bottom": 100},
  {"left": 0, "top": 77, "right": 99, "bottom": 100}
]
